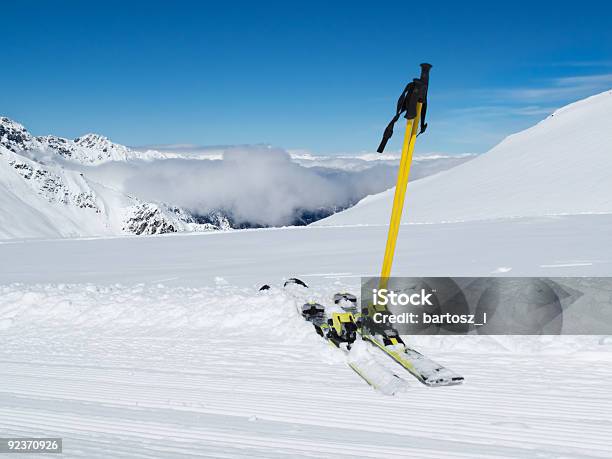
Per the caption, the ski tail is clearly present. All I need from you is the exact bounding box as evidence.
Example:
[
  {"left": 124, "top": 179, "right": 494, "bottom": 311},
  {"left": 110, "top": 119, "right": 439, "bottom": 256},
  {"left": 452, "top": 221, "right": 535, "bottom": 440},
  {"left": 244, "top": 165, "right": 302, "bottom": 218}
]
[
  {"left": 363, "top": 332, "right": 463, "bottom": 386},
  {"left": 346, "top": 352, "right": 406, "bottom": 395}
]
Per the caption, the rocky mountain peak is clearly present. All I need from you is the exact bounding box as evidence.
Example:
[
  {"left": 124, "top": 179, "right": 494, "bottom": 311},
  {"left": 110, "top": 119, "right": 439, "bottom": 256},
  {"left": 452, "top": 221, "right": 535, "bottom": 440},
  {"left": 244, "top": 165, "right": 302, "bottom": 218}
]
[
  {"left": 72, "top": 133, "right": 131, "bottom": 162},
  {"left": 75, "top": 133, "right": 110, "bottom": 149},
  {"left": 0, "top": 117, "right": 36, "bottom": 153}
]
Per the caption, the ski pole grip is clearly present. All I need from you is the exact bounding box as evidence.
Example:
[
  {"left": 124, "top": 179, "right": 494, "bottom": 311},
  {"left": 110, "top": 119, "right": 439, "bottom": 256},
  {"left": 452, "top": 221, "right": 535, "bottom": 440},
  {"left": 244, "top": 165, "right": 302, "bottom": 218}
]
[{"left": 419, "top": 63, "right": 432, "bottom": 83}]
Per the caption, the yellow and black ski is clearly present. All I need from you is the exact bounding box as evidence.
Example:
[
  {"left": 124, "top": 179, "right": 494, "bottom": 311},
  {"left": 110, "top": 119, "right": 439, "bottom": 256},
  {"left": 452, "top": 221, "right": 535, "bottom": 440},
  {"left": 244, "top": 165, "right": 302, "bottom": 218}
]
[{"left": 333, "top": 291, "right": 464, "bottom": 386}]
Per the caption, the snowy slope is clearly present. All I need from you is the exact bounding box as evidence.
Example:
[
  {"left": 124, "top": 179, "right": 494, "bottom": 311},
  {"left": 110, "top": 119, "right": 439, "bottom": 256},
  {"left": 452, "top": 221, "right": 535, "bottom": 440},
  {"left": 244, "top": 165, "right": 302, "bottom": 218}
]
[
  {"left": 3, "top": 213, "right": 611, "bottom": 285},
  {"left": 317, "top": 90, "right": 612, "bottom": 226},
  {"left": 0, "top": 144, "right": 220, "bottom": 239},
  {"left": 1, "top": 215, "right": 612, "bottom": 458},
  {"left": 0, "top": 118, "right": 228, "bottom": 239},
  {"left": 0, "top": 146, "right": 120, "bottom": 238}
]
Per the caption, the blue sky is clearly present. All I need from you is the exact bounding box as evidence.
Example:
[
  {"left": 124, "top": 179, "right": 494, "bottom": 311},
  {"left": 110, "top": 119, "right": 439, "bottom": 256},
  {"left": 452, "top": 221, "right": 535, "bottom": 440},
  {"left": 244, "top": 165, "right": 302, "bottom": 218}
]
[{"left": 1, "top": 0, "right": 611, "bottom": 155}]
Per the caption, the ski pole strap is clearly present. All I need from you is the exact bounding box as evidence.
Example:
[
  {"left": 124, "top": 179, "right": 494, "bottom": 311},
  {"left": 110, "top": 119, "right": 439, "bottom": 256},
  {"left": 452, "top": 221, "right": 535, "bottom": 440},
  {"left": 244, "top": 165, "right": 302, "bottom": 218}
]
[
  {"left": 377, "top": 63, "right": 431, "bottom": 153},
  {"left": 376, "top": 81, "right": 414, "bottom": 153}
]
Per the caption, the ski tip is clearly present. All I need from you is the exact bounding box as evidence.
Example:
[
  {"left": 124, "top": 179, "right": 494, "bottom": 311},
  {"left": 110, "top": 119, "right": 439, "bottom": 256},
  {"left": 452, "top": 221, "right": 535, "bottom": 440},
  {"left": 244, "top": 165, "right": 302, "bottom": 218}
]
[
  {"left": 283, "top": 278, "right": 308, "bottom": 288},
  {"left": 259, "top": 284, "right": 271, "bottom": 291}
]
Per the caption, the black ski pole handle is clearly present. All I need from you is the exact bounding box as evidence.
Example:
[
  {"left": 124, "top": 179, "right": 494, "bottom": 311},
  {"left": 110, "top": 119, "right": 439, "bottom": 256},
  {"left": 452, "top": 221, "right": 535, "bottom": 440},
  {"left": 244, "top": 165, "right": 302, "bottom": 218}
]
[
  {"left": 419, "top": 63, "right": 432, "bottom": 86},
  {"left": 418, "top": 63, "right": 431, "bottom": 134},
  {"left": 376, "top": 63, "right": 432, "bottom": 153}
]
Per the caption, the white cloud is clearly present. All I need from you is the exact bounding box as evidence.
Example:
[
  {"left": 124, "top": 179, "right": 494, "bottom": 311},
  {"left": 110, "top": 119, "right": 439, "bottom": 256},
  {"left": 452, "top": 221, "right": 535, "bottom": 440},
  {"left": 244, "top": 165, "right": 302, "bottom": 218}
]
[
  {"left": 549, "top": 60, "right": 612, "bottom": 68},
  {"left": 449, "top": 105, "right": 556, "bottom": 118},
  {"left": 83, "top": 146, "right": 474, "bottom": 227}
]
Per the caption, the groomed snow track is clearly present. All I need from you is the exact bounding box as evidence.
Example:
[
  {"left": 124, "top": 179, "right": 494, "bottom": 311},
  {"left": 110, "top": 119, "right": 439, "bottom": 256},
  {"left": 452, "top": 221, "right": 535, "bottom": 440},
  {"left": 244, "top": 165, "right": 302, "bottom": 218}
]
[{"left": 1, "top": 283, "right": 612, "bottom": 458}]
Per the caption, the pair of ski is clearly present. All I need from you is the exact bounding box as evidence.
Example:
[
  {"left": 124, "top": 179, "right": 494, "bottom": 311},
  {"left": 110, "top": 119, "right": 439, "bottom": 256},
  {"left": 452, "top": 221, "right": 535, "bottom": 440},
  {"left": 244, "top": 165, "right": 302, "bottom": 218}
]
[
  {"left": 300, "top": 297, "right": 406, "bottom": 394},
  {"left": 274, "top": 278, "right": 464, "bottom": 394}
]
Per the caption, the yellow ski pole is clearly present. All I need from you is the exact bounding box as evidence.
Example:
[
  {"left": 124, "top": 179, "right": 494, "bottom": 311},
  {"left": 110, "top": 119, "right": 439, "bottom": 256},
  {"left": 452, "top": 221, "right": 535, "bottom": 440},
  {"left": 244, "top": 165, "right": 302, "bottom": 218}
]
[
  {"left": 375, "top": 64, "right": 431, "bottom": 296},
  {"left": 379, "top": 103, "right": 422, "bottom": 290}
]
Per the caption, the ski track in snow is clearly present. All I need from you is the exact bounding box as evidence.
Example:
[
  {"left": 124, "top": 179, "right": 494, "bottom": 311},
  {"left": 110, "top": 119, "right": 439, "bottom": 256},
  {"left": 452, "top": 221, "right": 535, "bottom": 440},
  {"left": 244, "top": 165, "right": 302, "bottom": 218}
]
[
  {"left": 1, "top": 282, "right": 612, "bottom": 458},
  {"left": 1, "top": 213, "right": 612, "bottom": 457},
  {"left": 540, "top": 262, "right": 594, "bottom": 268}
]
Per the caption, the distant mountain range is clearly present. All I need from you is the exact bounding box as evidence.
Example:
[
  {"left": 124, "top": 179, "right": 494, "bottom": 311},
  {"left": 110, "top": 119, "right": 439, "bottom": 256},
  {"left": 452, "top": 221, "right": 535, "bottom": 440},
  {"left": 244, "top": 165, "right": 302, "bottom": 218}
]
[
  {"left": 0, "top": 116, "right": 476, "bottom": 240},
  {"left": 0, "top": 117, "right": 232, "bottom": 239}
]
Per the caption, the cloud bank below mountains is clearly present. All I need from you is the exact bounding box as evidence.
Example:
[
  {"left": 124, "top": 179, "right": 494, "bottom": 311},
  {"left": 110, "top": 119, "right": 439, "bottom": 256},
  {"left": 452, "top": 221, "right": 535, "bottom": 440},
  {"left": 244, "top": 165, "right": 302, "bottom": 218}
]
[
  {"left": 86, "top": 146, "right": 474, "bottom": 227},
  {"left": 87, "top": 147, "right": 395, "bottom": 226}
]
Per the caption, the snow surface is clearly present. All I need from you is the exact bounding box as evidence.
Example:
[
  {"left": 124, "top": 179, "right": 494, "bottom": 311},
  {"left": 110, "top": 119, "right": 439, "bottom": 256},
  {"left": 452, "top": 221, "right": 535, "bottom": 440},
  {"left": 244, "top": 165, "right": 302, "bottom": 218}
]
[
  {"left": 2, "top": 214, "right": 612, "bottom": 457},
  {"left": 2, "top": 92, "right": 612, "bottom": 457},
  {"left": 2, "top": 214, "right": 612, "bottom": 286}
]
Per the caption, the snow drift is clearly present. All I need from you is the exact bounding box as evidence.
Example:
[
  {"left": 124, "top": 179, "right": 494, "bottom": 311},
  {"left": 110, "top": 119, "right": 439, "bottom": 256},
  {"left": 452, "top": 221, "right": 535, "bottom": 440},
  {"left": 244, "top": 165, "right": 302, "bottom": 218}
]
[{"left": 316, "top": 90, "right": 612, "bottom": 226}]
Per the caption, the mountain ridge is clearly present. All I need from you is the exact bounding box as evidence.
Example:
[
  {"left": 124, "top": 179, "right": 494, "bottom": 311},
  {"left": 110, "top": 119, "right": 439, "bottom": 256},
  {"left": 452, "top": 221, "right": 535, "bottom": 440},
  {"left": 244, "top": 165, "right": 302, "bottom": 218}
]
[{"left": 0, "top": 118, "right": 229, "bottom": 239}]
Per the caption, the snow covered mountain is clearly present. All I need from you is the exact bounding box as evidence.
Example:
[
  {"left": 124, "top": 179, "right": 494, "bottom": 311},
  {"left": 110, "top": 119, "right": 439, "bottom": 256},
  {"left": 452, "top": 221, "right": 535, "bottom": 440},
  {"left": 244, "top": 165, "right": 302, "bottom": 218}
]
[
  {"left": 1, "top": 116, "right": 479, "bottom": 239},
  {"left": 0, "top": 116, "right": 170, "bottom": 165},
  {"left": 317, "top": 90, "right": 612, "bottom": 226},
  {"left": 38, "top": 133, "right": 136, "bottom": 163},
  {"left": 0, "top": 118, "right": 227, "bottom": 239}
]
